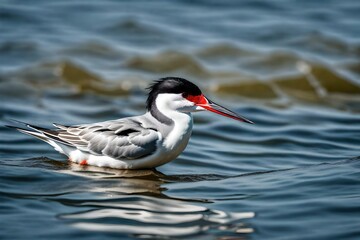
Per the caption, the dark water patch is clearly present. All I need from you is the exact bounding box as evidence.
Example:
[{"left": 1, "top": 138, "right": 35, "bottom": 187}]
[
  {"left": 343, "top": 61, "right": 360, "bottom": 77},
  {"left": 242, "top": 51, "right": 300, "bottom": 76},
  {"left": 285, "top": 31, "right": 359, "bottom": 58},
  {"left": 311, "top": 64, "right": 360, "bottom": 94},
  {"left": 0, "top": 5, "right": 42, "bottom": 24},
  {"left": 215, "top": 80, "right": 278, "bottom": 99},
  {"left": 125, "top": 51, "right": 209, "bottom": 77},
  {"left": 196, "top": 43, "right": 260, "bottom": 60},
  {"left": 0, "top": 41, "right": 38, "bottom": 53},
  {"left": 274, "top": 74, "right": 318, "bottom": 97},
  {"left": 4, "top": 61, "right": 130, "bottom": 96},
  {"left": 60, "top": 41, "right": 124, "bottom": 60},
  {"left": 213, "top": 63, "right": 360, "bottom": 111},
  {"left": 103, "top": 19, "right": 164, "bottom": 36}
]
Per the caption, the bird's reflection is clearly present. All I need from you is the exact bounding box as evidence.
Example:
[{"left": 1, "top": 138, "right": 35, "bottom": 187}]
[{"left": 22, "top": 157, "right": 255, "bottom": 238}]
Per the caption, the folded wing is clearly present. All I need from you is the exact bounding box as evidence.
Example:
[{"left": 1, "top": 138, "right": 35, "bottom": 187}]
[{"left": 50, "top": 119, "right": 159, "bottom": 160}]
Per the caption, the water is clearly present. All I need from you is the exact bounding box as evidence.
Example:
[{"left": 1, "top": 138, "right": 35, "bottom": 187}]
[{"left": 1, "top": 0, "right": 360, "bottom": 239}]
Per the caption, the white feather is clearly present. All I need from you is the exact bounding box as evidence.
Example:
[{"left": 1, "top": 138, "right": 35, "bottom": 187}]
[{"left": 155, "top": 93, "right": 194, "bottom": 150}]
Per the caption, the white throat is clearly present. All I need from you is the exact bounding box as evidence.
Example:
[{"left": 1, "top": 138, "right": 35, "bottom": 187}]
[{"left": 155, "top": 94, "right": 193, "bottom": 150}]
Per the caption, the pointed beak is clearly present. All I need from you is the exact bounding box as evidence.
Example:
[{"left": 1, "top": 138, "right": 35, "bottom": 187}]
[{"left": 195, "top": 95, "right": 254, "bottom": 124}]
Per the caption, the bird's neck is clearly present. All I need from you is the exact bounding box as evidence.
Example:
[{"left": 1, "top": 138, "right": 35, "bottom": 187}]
[
  {"left": 162, "top": 111, "right": 193, "bottom": 150},
  {"left": 151, "top": 96, "right": 193, "bottom": 150}
]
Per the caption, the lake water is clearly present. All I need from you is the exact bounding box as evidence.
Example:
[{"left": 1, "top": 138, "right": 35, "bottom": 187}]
[{"left": 0, "top": 0, "right": 360, "bottom": 239}]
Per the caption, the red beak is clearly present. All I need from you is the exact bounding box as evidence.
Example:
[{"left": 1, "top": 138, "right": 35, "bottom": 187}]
[{"left": 187, "top": 94, "right": 254, "bottom": 124}]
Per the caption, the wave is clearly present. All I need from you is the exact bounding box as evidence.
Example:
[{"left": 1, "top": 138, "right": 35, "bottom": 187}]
[{"left": 2, "top": 43, "right": 359, "bottom": 111}]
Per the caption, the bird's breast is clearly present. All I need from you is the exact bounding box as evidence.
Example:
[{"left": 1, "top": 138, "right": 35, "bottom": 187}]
[{"left": 162, "top": 113, "right": 193, "bottom": 152}]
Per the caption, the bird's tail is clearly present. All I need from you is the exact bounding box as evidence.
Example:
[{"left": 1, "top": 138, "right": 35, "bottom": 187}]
[{"left": 5, "top": 120, "right": 69, "bottom": 155}]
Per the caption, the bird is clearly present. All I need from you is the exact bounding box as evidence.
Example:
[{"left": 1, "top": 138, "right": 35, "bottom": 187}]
[{"left": 8, "top": 77, "right": 253, "bottom": 169}]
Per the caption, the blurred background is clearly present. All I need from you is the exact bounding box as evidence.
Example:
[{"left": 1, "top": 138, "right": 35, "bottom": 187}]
[{"left": 0, "top": 0, "right": 359, "bottom": 239}]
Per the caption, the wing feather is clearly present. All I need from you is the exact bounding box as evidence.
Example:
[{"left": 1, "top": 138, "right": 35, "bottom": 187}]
[{"left": 55, "top": 119, "right": 159, "bottom": 160}]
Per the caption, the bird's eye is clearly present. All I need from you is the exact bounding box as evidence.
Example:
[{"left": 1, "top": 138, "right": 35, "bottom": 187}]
[{"left": 182, "top": 92, "right": 188, "bottom": 98}]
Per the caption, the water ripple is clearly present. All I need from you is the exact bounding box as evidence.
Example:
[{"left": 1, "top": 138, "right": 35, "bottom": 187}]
[{"left": 1, "top": 0, "right": 360, "bottom": 239}]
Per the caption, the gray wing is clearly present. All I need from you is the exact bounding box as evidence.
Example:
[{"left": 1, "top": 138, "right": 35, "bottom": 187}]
[{"left": 52, "top": 118, "right": 160, "bottom": 160}]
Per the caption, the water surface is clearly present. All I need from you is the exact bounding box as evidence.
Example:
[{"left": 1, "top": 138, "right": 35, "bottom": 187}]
[{"left": 1, "top": 0, "right": 360, "bottom": 239}]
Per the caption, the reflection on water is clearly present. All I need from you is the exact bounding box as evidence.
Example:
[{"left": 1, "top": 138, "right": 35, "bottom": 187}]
[
  {"left": 67, "top": 209, "right": 254, "bottom": 236},
  {"left": 60, "top": 190, "right": 254, "bottom": 237},
  {"left": 1, "top": 0, "right": 360, "bottom": 239},
  {"left": 6, "top": 157, "right": 255, "bottom": 238}
]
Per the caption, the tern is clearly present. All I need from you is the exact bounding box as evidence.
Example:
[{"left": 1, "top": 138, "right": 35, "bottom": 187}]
[{"left": 8, "top": 77, "right": 253, "bottom": 169}]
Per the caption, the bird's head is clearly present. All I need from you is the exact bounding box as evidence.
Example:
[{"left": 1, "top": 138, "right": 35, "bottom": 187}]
[{"left": 146, "top": 77, "right": 253, "bottom": 124}]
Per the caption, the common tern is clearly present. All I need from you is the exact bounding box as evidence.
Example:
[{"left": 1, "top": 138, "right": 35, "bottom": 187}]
[{"left": 8, "top": 77, "right": 253, "bottom": 169}]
